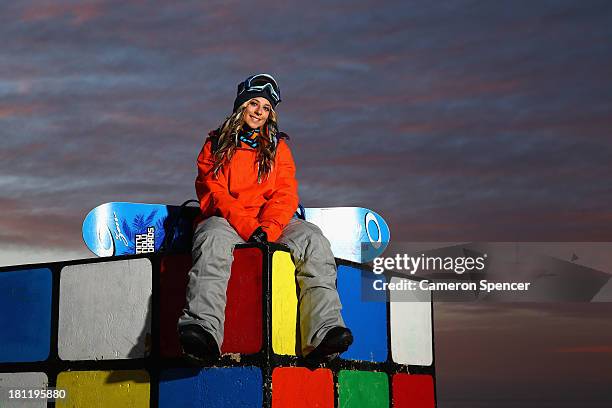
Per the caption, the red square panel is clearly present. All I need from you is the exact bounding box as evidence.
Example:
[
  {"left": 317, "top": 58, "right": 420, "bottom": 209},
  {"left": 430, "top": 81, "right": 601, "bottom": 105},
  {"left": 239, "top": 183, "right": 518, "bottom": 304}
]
[
  {"left": 159, "top": 247, "right": 263, "bottom": 357},
  {"left": 272, "top": 367, "right": 334, "bottom": 408},
  {"left": 160, "top": 254, "right": 192, "bottom": 357},
  {"left": 222, "top": 247, "right": 263, "bottom": 354},
  {"left": 392, "top": 373, "right": 435, "bottom": 408}
]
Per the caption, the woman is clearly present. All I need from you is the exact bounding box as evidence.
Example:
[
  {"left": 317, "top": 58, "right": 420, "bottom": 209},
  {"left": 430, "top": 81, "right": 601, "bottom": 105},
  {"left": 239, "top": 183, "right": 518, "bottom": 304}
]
[{"left": 178, "top": 73, "right": 353, "bottom": 363}]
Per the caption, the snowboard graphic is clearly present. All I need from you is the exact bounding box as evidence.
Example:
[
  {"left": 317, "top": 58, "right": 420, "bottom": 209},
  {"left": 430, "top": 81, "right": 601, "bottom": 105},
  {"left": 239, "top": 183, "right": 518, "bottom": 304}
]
[{"left": 82, "top": 202, "right": 390, "bottom": 263}]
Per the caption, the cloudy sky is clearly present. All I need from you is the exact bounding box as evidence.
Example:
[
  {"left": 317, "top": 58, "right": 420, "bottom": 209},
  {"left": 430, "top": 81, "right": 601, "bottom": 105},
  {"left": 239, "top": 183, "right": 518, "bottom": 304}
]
[{"left": 1, "top": 0, "right": 611, "bottom": 406}]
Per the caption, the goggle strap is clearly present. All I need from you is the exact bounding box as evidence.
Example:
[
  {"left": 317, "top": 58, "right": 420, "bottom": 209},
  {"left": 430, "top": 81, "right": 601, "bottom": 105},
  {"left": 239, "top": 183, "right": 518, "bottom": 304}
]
[{"left": 239, "top": 74, "right": 281, "bottom": 103}]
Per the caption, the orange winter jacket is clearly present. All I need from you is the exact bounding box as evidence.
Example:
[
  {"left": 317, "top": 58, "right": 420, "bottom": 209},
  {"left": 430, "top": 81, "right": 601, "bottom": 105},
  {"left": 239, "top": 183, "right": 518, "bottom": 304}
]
[{"left": 195, "top": 134, "right": 299, "bottom": 242}]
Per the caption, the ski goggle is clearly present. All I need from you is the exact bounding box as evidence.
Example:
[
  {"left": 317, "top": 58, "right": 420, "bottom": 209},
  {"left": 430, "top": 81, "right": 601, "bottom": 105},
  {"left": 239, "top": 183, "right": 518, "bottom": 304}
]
[{"left": 238, "top": 74, "right": 281, "bottom": 105}]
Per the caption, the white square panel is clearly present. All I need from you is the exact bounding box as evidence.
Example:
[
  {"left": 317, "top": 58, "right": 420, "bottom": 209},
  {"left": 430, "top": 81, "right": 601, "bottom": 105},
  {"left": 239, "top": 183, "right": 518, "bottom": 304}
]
[
  {"left": 390, "top": 277, "right": 433, "bottom": 366},
  {"left": 58, "top": 258, "right": 152, "bottom": 360},
  {"left": 0, "top": 372, "right": 48, "bottom": 408}
]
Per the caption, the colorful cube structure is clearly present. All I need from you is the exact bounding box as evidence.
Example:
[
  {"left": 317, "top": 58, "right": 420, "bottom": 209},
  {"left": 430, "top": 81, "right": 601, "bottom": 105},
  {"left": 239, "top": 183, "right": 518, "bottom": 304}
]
[{"left": 0, "top": 244, "right": 435, "bottom": 407}]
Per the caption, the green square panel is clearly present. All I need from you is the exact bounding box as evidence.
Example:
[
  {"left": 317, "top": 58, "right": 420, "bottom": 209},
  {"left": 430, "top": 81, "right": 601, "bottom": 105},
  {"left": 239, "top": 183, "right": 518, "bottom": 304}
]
[{"left": 338, "top": 370, "right": 389, "bottom": 408}]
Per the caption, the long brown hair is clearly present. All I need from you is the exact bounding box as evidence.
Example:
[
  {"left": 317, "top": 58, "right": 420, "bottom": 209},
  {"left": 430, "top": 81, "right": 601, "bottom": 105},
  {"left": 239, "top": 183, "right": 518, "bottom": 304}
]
[{"left": 209, "top": 99, "right": 286, "bottom": 183}]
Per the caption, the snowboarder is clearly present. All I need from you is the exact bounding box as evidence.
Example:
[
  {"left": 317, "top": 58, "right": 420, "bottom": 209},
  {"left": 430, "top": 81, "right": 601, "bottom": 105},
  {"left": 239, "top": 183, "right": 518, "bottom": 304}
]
[{"left": 178, "top": 73, "right": 353, "bottom": 363}]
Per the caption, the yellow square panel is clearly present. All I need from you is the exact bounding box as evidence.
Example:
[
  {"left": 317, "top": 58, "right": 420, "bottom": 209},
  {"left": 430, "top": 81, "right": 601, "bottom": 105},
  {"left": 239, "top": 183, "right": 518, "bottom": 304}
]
[
  {"left": 56, "top": 370, "right": 149, "bottom": 408},
  {"left": 272, "top": 251, "right": 298, "bottom": 355}
]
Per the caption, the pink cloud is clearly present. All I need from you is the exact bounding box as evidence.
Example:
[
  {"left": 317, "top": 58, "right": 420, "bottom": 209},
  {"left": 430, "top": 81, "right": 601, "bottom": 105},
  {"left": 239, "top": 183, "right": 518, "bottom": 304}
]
[
  {"left": 21, "top": 2, "right": 103, "bottom": 25},
  {"left": 553, "top": 345, "right": 612, "bottom": 354},
  {"left": 0, "top": 104, "right": 37, "bottom": 118},
  {"left": 406, "top": 77, "right": 524, "bottom": 104}
]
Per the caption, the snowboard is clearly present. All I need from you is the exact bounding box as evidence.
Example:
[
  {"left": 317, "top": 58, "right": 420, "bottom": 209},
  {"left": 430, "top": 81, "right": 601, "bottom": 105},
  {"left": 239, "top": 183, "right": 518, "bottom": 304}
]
[{"left": 82, "top": 202, "right": 390, "bottom": 264}]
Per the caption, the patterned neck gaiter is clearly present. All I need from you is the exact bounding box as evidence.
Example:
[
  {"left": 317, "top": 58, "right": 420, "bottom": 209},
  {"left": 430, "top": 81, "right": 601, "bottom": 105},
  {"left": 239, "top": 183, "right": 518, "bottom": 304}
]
[{"left": 238, "top": 127, "right": 260, "bottom": 149}]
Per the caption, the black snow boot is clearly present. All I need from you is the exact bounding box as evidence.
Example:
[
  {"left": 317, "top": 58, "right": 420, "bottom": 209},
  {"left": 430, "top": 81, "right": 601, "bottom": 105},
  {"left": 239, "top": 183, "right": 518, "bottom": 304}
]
[{"left": 179, "top": 324, "right": 220, "bottom": 363}]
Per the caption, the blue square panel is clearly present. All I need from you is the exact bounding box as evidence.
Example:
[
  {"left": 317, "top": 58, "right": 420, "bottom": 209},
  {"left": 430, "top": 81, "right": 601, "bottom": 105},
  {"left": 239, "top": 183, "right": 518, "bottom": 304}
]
[
  {"left": 159, "top": 366, "right": 262, "bottom": 408},
  {"left": 0, "top": 268, "right": 52, "bottom": 362},
  {"left": 337, "top": 265, "right": 388, "bottom": 362}
]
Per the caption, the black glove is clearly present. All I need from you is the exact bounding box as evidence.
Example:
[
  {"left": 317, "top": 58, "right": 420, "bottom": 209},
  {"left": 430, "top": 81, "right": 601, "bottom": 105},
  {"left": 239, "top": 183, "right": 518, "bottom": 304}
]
[{"left": 248, "top": 227, "right": 268, "bottom": 244}]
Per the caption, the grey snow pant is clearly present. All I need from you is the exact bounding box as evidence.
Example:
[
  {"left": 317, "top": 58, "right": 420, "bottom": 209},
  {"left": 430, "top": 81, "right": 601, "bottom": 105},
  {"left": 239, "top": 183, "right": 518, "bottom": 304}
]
[{"left": 178, "top": 216, "right": 346, "bottom": 356}]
